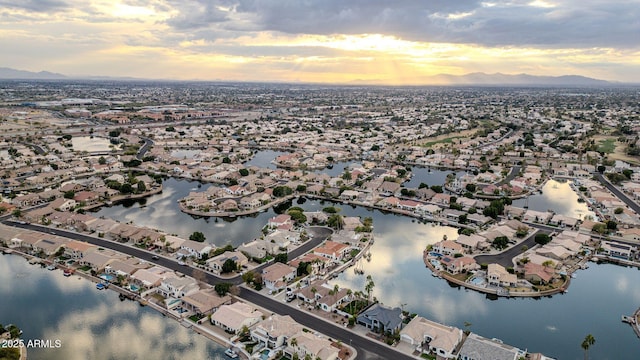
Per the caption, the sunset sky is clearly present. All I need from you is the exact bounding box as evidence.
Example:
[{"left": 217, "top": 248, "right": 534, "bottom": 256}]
[{"left": 1, "top": 0, "right": 639, "bottom": 84}]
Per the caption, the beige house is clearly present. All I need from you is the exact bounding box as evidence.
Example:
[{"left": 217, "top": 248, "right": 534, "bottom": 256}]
[
  {"left": 284, "top": 331, "right": 340, "bottom": 360},
  {"left": 251, "top": 314, "right": 303, "bottom": 350},
  {"left": 487, "top": 263, "right": 517, "bottom": 287},
  {"left": 400, "top": 316, "right": 463, "bottom": 359},
  {"left": 210, "top": 302, "right": 263, "bottom": 334},
  {"left": 262, "top": 262, "right": 296, "bottom": 292}
]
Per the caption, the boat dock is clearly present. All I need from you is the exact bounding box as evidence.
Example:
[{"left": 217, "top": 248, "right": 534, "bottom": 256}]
[{"left": 622, "top": 307, "right": 640, "bottom": 339}]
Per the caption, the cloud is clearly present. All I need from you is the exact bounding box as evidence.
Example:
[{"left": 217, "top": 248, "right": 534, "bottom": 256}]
[
  {"left": 0, "top": 0, "right": 70, "bottom": 13},
  {"left": 162, "top": 0, "right": 640, "bottom": 49}
]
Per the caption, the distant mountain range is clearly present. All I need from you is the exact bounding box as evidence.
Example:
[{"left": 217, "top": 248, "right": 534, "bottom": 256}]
[{"left": 0, "top": 67, "right": 616, "bottom": 86}]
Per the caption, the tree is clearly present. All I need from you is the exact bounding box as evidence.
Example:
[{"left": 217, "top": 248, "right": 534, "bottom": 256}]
[
  {"left": 327, "top": 214, "right": 344, "bottom": 230},
  {"left": 239, "top": 168, "right": 249, "bottom": 176},
  {"left": 222, "top": 156, "right": 231, "bottom": 163},
  {"left": 214, "top": 283, "right": 232, "bottom": 296},
  {"left": 534, "top": 233, "right": 551, "bottom": 246},
  {"left": 492, "top": 236, "right": 509, "bottom": 250},
  {"left": 221, "top": 258, "right": 237, "bottom": 273},
  {"left": 273, "top": 186, "right": 293, "bottom": 197},
  {"left": 597, "top": 165, "right": 606, "bottom": 173},
  {"left": 465, "top": 183, "right": 476, "bottom": 192},
  {"left": 64, "top": 191, "right": 75, "bottom": 199},
  {"left": 98, "top": 156, "right": 107, "bottom": 165},
  {"left": 606, "top": 220, "right": 618, "bottom": 231},
  {"left": 581, "top": 334, "right": 595, "bottom": 360},
  {"left": 189, "top": 231, "right": 206, "bottom": 242},
  {"left": 137, "top": 181, "right": 146, "bottom": 193},
  {"left": 365, "top": 275, "right": 375, "bottom": 302},
  {"left": 274, "top": 253, "right": 288, "bottom": 264},
  {"left": 288, "top": 209, "right": 307, "bottom": 225}
]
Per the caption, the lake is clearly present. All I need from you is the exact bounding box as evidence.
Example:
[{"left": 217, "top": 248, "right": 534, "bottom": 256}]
[
  {"left": 513, "top": 179, "right": 597, "bottom": 220},
  {"left": 0, "top": 254, "right": 227, "bottom": 360},
  {"left": 78, "top": 179, "right": 640, "bottom": 359}
]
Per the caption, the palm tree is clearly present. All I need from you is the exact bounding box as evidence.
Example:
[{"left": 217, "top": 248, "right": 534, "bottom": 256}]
[
  {"left": 581, "top": 334, "right": 595, "bottom": 360},
  {"left": 346, "top": 289, "right": 353, "bottom": 314}
]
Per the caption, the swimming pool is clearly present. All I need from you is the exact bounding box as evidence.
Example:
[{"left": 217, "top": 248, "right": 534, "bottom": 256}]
[
  {"left": 470, "top": 277, "right": 486, "bottom": 286},
  {"left": 129, "top": 284, "right": 140, "bottom": 292},
  {"left": 260, "top": 349, "right": 270, "bottom": 360},
  {"left": 99, "top": 274, "right": 115, "bottom": 282}
]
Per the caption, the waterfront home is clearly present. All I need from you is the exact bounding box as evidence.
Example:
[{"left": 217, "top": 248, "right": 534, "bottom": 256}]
[
  {"left": 455, "top": 234, "right": 489, "bottom": 252},
  {"left": 237, "top": 240, "right": 267, "bottom": 260},
  {"left": 317, "top": 287, "right": 351, "bottom": 313},
  {"left": 265, "top": 229, "right": 299, "bottom": 248},
  {"left": 400, "top": 316, "right": 463, "bottom": 359},
  {"left": 416, "top": 204, "right": 442, "bottom": 217},
  {"left": 33, "top": 237, "right": 68, "bottom": 256},
  {"left": 206, "top": 251, "right": 248, "bottom": 274},
  {"left": 262, "top": 262, "right": 296, "bottom": 292},
  {"left": 432, "top": 240, "right": 464, "bottom": 257},
  {"left": 284, "top": 330, "right": 340, "bottom": 360},
  {"left": 487, "top": 264, "right": 517, "bottom": 287},
  {"left": 130, "top": 266, "right": 177, "bottom": 288},
  {"left": 535, "top": 245, "right": 572, "bottom": 261},
  {"left": 210, "top": 302, "right": 263, "bottom": 334},
  {"left": 440, "top": 256, "right": 478, "bottom": 274},
  {"left": 49, "top": 197, "right": 76, "bottom": 212},
  {"left": 10, "top": 231, "right": 46, "bottom": 249},
  {"left": 522, "top": 210, "right": 553, "bottom": 224},
  {"left": 268, "top": 214, "right": 293, "bottom": 229},
  {"left": 251, "top": 314, "right": 303, "bottom": 350},
  {"left": 181, "top": 289, "right": 231, "bottom": 315},
  {"left": 313, "top": 241, "right": 350, "bottom": 262},
  {"left": 78, "top": 250, "right": 126, "bottom": 272},
  {"left": 288, "top": 253, "right": 329, "bottom": 276},
  {"left": 105, "top": 258, "right": 149, "bottom": 279},
  {"left": 178, "top": 240, "right": 213, "bottom": 259},
  {"left": 64, "top": 240, "right": 97, "bottom": 259},
  {"left": 522, "top": 263, "right": 554, "bottom": 285},
  {"left": 457, "top": 333, "right": 521, "bottom": 360},
  {"left": 356, "top": 303, "right": 403, "bottom": 333},
  {"left": 549, "top": 214, "right": 579, "bottom": 229},
  {"left": 600, "top": 241, "right": 633, "bottom": 259},
  {"left": 341, "top": 217, "right": 364, "bottom": 231},
  {"left": 157, "top": 277, "right": 199, "bottom": 298}
]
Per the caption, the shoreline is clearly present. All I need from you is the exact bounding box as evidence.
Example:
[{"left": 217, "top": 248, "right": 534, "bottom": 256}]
[{"left": 0, "top": 248, "right": 250, "bottom": 360}]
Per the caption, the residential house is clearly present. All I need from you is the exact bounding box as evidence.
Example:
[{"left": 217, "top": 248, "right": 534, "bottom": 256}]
[
  {"left": 179, "top": 240, "right": 213, "bottom": 259},
  {"left": 356, "top": 303, "right": 403, "bottom": 333},
  {"left": 432, "top": 240, "right": 464, "bottom": 256},
  {"left": 457, "top": 333, "right": 521, "bottom": 360},
  {"left": 210, "top": 302, "right": 263, "bottom": 334},
  {"left": 487, "top": 263, "right": 517, "bottom": 287},
  {"left": 181, "top": 289, "right": 232, "bottom": 315},
  {"left": 206, "top": 251, "right": 248, "bottom": 274},
  {"left": 522, "top": 263, "right": 554, "bottom": 285},
  {"left": 262, "top": 262, "right": 297, "bottom": 292},
  {"left": 284, "top": 331, "right": 340, "bottom": 360},
  {"left": 400, "top": 316, "right": 463, "bottom": 359},
  {"left": 64, "top": 240, "right": 97, "bottom": 259},
  {"left": 251, "top": 314, "right": 303, "bottom": 350},
  {"left": 157, "top": 277, "right": 199, "bottom": 298},
  {"left": 313, "top": 241, "right": 350, "bottom": 262},
  {"left": 600, "top": 241, "right": 633, "bottom": 259},
  {"left": 440, "top": 256, "right": 478, "bottom": 274}
]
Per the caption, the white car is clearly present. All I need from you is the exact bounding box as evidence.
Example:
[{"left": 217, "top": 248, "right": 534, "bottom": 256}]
[{"left": 178, "top": 261, "right": 186, "bottom": 266}]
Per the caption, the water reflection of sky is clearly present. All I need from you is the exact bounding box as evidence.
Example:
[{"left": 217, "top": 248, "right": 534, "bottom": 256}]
[
  {"left": 513, "top": 179, "right": 596, "bottom": 220},
  {"left": 0, "top": 255, "right": 225, "bottom": 360},
  {"left": 71, "top": 136, "right": 115, "bottom": 153},
  {"left": 90, "top": 180, "right": 640, "bottom": 359},
  {"left": 243, "top": 150, "right": 289, "bottom": 170},
  {"left": 403, "top": 168, "right": 466, "bottom": 188}
]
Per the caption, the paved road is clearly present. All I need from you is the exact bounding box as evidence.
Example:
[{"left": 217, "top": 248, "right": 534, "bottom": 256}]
[
  {"left": 239, "top": 287, "right": 412, "bottom": 360},
  {"left": 1, "top": 220, "right": 406, "bottom": 360},
  {"left": 496, "top": 165, "right": 521, "bottom": 186},
  {"left": 136, "top": 137, "right": 154, "bottom": 160},
  {"left": 474, "top": 228, "right": 546, "bottom": 268},
  {"left": 594, "top": 173, "right": 640, "bottom": 214}
]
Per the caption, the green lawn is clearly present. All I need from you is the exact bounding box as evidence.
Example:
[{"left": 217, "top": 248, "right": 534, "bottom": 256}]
[{"left": 597, "top": 138, "right": 616, "bottom": 154}]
